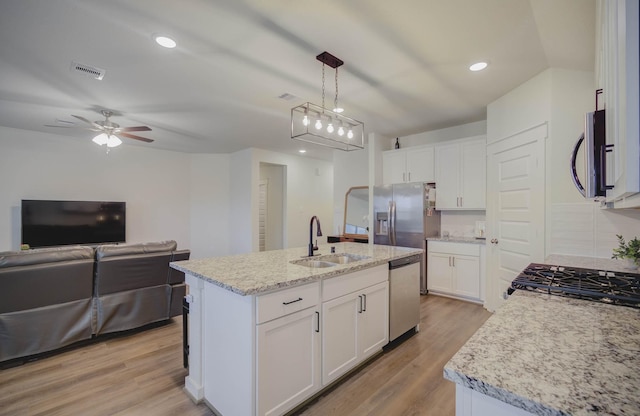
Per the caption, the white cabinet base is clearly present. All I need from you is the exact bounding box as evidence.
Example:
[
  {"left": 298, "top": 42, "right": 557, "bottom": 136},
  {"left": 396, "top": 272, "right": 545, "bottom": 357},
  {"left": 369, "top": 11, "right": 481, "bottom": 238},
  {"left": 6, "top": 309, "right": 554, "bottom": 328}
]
[{"left": 456, "top": 385, "right": 535, "bottom": 416}]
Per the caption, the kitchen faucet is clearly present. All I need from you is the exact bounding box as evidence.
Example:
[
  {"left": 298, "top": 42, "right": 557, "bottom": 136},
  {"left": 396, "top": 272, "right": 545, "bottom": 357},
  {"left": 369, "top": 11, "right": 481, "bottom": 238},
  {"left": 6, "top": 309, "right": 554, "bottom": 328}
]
[{"left": 308, "top": 216, "right": 323, "bottom": 257}]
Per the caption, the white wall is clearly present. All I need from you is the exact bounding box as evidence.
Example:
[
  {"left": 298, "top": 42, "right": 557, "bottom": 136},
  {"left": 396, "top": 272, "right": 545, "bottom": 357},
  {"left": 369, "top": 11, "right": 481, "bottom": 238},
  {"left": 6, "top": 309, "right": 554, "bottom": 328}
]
[
  {"left": 190, "top": 154, "right": 231, "bottom": 259},
  {"left": 229, "top": 148, "right": 333, "bottom": 254},
  {"left": 396, "top": 120, "right": 487, "bottom": 148},
  {"left": 0, "top": 126, "right": 191, "bottom": 251}
]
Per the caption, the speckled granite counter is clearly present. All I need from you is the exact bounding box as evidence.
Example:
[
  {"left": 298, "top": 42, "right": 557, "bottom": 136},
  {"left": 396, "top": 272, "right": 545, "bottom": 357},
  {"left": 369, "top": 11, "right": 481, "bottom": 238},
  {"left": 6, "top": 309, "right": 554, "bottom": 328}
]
[
  {"left": 170, "top": 242, "right": 422, "bottom": 296},
  {"left": 426, "top": 236, "right": 486, "bottom": 245},
  {"left": 444, "top": 290, "right": 640, "bottom": 415}
]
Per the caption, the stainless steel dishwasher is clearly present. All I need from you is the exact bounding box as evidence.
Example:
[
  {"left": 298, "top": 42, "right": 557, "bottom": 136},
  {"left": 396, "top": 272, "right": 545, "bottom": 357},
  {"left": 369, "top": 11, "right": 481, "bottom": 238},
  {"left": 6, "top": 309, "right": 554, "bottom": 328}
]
[{"left": 388, "top": 254, "right": 421, "bottom": 342}]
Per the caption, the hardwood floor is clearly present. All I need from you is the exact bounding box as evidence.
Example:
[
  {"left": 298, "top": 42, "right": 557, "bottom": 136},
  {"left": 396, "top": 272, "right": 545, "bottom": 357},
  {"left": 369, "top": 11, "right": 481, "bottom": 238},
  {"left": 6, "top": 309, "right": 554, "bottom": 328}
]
[{"left": 0, "top": 295, "right": 491, "bottom": 416}]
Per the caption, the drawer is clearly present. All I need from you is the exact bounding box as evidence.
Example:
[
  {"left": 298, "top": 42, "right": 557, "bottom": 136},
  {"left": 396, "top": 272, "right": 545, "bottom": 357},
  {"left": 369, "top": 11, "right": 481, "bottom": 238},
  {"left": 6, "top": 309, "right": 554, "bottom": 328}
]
[
  {"left": 322, "top": 264, "right": 388, "bottom": 302},
  {"left": 428, "top": 241, "right": 480, "bottom": 257},
  {"left": 256, "top": 281, "right": 320, "bottom": 324}
]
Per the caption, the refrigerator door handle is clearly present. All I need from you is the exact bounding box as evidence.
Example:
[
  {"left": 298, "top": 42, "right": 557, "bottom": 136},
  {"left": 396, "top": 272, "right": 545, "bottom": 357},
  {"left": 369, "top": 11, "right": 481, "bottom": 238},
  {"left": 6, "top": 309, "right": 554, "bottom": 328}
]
[{"left": 389, "top": 201, "right": 397, "bottom": 246}]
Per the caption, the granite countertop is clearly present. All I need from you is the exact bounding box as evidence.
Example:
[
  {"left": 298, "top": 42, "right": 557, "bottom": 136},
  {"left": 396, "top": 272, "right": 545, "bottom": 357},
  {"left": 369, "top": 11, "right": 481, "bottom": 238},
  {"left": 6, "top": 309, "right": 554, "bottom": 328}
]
[
  {"left": 170, "top": 242, "right": 422, "bottom": 296},
  {"left": 426, "top": 236, "right": 486, "bottom": 245},
  {"left": 444, "top": 290, "right": 640, "bottom": 415}
]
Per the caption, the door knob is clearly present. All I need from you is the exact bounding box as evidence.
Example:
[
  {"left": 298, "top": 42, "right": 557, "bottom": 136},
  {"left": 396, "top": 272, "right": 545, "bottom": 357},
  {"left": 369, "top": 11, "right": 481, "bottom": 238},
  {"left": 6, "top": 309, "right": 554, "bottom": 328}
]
[{"left": 491, "top": 238, "right": 498, "bottom": 244}]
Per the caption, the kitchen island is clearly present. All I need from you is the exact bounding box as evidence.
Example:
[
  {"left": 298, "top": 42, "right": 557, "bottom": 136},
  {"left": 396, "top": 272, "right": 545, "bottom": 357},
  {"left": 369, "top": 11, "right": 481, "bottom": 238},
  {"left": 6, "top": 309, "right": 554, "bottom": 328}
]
[
  {"left": 171, "top": 242, "right": 422, "bottom": 416},
  {"left": 444, "top": 274, "right": 640, "bottom": 415}
]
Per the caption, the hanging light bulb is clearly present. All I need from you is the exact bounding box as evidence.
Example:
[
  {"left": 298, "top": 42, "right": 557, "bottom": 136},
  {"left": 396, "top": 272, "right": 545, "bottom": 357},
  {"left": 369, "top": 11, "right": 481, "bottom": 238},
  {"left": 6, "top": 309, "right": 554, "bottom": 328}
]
[
  {"left": 347, "top": 129, "right": 354, "bottom": 139},
  {"left": 327, "top": 119, "right": 334, "bottom": 133},
  {"left": 337, "top": 124, "right": 345, "bottom": 136},
  {"left": 106, "top": 135, "right": 122, "bottom": 148},
  {"left": 92, "top": 133, "right": 108, "bottom": 146},
  {"left": 315, "top": 118, "right": 322, "bottom": 130},
  {"left": 302, "top": 107, "right": 310, "bottom": 126}
]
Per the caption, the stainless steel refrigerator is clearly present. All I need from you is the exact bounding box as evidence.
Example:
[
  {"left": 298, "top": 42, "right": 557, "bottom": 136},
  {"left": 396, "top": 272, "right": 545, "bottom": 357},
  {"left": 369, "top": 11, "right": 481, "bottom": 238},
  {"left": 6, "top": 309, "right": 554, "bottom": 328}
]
[{"left": 374, "top": 183, "right": 441, "bottom": 294}]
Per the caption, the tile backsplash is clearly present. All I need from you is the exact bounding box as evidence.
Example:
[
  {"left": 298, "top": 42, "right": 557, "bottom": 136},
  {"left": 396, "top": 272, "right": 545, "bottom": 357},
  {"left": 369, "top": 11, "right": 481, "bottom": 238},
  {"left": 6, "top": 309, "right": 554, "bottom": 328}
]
[
  {"left": 441, "top": 211, "right": 486, "bottom": 238},
  {"left": 549, "top": 203, "right": 640, "bottom": 258}
]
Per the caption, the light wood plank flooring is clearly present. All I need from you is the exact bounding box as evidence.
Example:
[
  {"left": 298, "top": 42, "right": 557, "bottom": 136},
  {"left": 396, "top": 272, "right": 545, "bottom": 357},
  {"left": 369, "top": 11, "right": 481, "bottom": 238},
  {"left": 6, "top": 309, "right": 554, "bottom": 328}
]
[{"left": 0, "top": 295, "right": 491, "bottom": 416}]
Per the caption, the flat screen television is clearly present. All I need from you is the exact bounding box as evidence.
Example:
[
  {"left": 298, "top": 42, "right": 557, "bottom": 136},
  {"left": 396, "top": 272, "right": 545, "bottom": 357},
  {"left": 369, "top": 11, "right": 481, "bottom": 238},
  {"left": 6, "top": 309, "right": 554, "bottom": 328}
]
[{"left": 21, "top": 200, "right": 126, "bottom": 248}]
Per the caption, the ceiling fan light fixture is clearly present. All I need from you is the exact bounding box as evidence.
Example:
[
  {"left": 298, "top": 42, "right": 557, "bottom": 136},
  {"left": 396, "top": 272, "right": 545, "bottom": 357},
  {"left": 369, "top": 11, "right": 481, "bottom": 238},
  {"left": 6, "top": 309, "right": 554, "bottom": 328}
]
[
  {"left": 92, "top": 133, "right": 109, "bottom": 146},
  {"left": 106, "top": 135, "right": 122, "bottom": 148},
  {"left": 154, "top": 35, "right": 177, "bottom": 49}
]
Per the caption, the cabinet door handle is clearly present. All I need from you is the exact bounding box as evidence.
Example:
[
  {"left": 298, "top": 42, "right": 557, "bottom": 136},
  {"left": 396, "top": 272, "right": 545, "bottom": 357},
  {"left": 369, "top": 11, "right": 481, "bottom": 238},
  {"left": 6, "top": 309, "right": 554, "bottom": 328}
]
[
  {"left": 315, "top": 311, "right": 320, "bottom": 333},
  {"left": 282, "top": 297, "right": 302, "bottom": 305},
  {"left": 448, "top": 256, "right": 451, "bottom": 267},
  {"left": 358, "top": 295, "right": 363, "bottom": 313},
  {"left": 362, "top": 294, "right": 367, "bottom": 312},
  {"left": 460, "top": 197, "right": 463, "bottom": 207},
  {"left": 452, "top": 257, "right": 455, "bottom": 267},
  {"left": 408, "top": 172, "right": 411, "bottom": 182}
]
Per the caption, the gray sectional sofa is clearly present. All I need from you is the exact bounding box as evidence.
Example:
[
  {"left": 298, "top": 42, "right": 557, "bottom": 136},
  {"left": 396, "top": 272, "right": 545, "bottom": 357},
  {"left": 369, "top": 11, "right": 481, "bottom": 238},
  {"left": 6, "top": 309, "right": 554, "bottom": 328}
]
[{"left": 0, "top": 240, "right": 189, "bottom": 363}]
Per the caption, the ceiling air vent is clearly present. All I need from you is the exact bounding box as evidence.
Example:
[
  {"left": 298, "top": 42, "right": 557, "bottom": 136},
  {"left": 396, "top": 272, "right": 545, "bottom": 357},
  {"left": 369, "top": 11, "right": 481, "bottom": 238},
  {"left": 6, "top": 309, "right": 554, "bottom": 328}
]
[
  {"left": 70, "top": 61, "right": 106, "bottom": 80},
  {"left": 278, "top": 93, "right": 297, "bottom": 101}
]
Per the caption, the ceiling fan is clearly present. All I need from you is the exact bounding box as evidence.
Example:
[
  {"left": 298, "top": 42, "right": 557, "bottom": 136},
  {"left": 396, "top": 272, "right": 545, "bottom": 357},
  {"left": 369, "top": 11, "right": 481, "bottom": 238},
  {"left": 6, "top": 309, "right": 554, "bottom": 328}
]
[{"left": 48, "top": 110, "right": 153, "bottom": 147}]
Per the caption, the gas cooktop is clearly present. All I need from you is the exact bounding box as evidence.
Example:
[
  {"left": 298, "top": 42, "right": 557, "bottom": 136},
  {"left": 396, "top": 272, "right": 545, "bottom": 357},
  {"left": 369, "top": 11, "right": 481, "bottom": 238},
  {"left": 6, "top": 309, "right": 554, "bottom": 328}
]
[{"left": 510, "top": 263, "right": 640, "bottom": 309}]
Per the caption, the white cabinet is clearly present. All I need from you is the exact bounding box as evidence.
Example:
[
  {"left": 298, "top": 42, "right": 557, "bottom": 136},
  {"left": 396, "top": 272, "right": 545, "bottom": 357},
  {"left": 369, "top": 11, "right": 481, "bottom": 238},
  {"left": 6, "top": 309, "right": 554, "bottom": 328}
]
[
  {"left": 382, "top": 145, "right": 435, "bottom": 184},
  {"left": 256, "top": 284, "right": 321, "bottom": 416},
  {"left": 187, "top": 265, "right": 390, "bottom": 416},
  {"left": 597, "top": 0, "right": 640, "bottom": 207},
  {"left": 427, "top": 241, "right": 482, "bottom": 301},
  {"left": 435, "top": 137, "right": 486, "bottom": 210},
  {"left": 321, "top": 265, "right": 388, "bottom": 386}
]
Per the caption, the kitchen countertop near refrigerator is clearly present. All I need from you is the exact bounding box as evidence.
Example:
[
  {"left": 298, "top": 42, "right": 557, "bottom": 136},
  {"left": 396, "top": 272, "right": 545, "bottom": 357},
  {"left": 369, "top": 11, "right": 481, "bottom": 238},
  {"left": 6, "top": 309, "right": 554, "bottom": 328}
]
[
  {"left": 426, "top": 236, "right": 486, "bottom": 245},
  {"left": 444, "top": 288, "right": 640, "bottom": 415}
]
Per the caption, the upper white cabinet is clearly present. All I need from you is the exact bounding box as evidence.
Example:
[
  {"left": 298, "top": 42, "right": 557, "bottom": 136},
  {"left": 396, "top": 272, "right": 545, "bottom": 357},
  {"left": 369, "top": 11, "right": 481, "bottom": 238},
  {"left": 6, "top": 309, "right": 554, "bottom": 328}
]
[
  {"left": 435, "top": 137, "right": 486, "bottom": 210},
  {"left": 598, "top": 0, "right": 640, "bottom": 207},
  {"left": 382, "top": 145, "right": 435, "bottom": 184}
]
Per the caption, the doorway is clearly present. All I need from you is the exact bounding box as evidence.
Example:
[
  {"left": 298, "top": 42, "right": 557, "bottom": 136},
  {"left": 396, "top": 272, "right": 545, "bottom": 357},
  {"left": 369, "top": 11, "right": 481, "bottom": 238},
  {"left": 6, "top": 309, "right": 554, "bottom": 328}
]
[{"left": 259, "top": 163, "right": 286, "bottom": 251}]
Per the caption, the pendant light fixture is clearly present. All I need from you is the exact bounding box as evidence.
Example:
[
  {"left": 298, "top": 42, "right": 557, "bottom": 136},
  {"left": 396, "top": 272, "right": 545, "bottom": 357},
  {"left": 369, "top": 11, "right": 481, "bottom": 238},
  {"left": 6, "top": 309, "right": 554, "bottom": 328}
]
[{"left": 291, "top": 52, "right": 364, "bottom": 151}]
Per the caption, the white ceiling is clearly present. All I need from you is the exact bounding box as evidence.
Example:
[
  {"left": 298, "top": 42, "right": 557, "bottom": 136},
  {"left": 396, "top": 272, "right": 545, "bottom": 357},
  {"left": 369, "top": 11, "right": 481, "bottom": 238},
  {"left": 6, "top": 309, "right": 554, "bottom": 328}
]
[{"left": 0, "top": 0, "right": 595, "bottom": 161}]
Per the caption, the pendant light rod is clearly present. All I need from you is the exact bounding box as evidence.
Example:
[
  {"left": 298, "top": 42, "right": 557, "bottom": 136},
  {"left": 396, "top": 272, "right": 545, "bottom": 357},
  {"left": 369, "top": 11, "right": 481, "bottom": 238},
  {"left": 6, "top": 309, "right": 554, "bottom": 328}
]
[{"left": 316, "top": 51, "right": 343, "bottom": 69}]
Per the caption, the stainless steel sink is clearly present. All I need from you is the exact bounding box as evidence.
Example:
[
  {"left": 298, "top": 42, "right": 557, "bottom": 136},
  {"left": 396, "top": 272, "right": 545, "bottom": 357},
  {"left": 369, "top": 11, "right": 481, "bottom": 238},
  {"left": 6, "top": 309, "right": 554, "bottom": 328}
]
[
  {"left": 290, "top": 253, "right": 371, "bottom": 268},
  {"left": 317, "top": 253, "right": 370, "bottom": 264},
  {"left": 290, "top": 259, "right": 337, "bottom": 268}
]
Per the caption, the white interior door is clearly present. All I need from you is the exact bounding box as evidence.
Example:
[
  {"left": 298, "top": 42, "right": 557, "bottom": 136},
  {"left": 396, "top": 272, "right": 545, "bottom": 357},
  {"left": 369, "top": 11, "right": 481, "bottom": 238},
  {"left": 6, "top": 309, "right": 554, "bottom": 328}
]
[{"left": 485, "top": 123, "right": 546, "bottom": 311}]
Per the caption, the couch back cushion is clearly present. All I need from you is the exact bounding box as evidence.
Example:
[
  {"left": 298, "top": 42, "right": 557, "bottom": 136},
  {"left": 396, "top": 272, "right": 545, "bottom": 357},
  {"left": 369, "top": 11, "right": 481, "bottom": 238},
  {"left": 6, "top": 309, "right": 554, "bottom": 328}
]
[
  {"left": 94, "top": 241, "right": 177, "bottom": 295},
  {"left": 0, "top": 246, "right": 95, "bottom": 313}
]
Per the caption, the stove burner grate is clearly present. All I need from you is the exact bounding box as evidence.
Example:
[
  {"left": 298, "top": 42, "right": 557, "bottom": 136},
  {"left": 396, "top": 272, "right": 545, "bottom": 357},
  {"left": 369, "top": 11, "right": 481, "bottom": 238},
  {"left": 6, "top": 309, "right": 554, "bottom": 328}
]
[{"left": 511, "top": 263, "right": 640, "bottom": 309}]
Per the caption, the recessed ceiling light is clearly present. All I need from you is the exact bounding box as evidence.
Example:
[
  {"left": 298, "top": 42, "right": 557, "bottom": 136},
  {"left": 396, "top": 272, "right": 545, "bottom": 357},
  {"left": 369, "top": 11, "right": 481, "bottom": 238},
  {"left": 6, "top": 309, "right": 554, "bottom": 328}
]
[
  {"left": 298, "top": 149, "right": 307, "bottom": 154},
  {"left": 154, "top": 35, "right": 176, "bottom": 49},
  {"left": 469, "top": 62, "right": 488, "bottom": 72}
]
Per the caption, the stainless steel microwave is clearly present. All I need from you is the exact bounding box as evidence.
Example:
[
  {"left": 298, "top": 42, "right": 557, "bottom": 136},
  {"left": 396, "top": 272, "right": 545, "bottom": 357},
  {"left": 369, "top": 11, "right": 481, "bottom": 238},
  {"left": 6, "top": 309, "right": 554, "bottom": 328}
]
[{"left": 571, "top": 109, "right": 609, "bottom": 198}]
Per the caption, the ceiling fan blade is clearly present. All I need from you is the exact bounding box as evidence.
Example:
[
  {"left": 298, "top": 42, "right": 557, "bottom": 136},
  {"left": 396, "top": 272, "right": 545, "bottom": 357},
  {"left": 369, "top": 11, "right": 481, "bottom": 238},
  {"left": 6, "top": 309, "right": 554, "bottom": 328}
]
[
  {"left": 44, "top": 124, "right": 72, "bottom": 128},
  {"left": 119, "top": 132, "right": 154, "bottom": 143},
  {"left": 120, "top": 126, "right": 151, "bottom": 132},
  {"left": 71, "top": 114, "right": 102, "bottom": 129}
]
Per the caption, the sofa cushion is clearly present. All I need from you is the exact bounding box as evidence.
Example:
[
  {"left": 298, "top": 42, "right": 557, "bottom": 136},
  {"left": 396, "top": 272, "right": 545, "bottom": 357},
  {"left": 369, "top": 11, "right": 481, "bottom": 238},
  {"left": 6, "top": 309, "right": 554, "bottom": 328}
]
[
  {"left": 95, "top": 240, "right": 177, "bottom": 260},
  {"left": 0, "top": 246, "right": 94, "bottom": 268}
]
